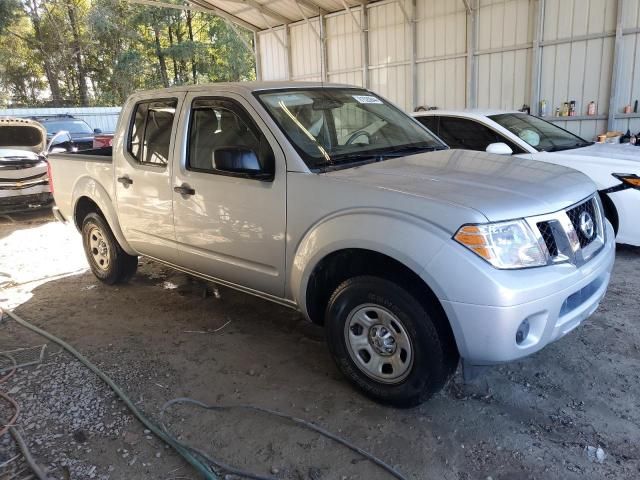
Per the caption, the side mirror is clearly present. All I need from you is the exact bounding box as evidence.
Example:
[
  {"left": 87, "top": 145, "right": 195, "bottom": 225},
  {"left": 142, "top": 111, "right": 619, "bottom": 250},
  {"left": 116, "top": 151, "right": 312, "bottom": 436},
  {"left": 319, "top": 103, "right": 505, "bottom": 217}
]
[
  {"left": 212, "top": 147, "right": 273, "bottom": 181},
  {"left": 47, "top": 130, "right": 73, "bottom": 153},
  {"left": 94, "top": 128, "right": 102, "bottom": 134},
  {"left": 485, "top": 142, "right": 513, "bottom": 155}
]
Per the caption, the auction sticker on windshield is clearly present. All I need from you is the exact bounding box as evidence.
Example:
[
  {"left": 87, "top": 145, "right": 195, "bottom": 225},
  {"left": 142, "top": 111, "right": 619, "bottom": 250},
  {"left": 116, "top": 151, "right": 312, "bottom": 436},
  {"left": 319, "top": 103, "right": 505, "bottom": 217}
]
[{"left": 352, "top": 95, "right": 383, "bottom": 104}]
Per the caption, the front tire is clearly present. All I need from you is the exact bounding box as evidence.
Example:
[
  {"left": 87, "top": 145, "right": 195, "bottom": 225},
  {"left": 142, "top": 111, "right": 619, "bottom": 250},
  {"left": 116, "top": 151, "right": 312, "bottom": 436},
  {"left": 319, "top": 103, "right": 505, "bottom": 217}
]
[
  {"left": 82, "top": 212, "right": 138, "bottom": 284},
  {"left": 325, "top": 276, "right": 457, "bottom": 408}
]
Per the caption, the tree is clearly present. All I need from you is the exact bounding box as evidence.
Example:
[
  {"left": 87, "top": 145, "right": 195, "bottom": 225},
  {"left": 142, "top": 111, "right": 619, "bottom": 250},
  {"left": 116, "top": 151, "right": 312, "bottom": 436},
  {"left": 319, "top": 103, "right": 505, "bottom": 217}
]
[{"left": 0, "top": 0, "right": 257, "bottom": 107}]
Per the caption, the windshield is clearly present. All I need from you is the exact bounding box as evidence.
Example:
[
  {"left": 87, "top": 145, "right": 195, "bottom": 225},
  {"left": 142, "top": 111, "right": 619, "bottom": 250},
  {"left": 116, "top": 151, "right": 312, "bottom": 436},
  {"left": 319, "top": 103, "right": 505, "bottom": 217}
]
[
  {"left": 489, "top": 113, "right": 591, "bottom": 152},
  {"left": 256, "top": 88, "right": 446, "bottom": 170},
  {"left": 43, "top": 120, "right": 93, "bottom": 135}
]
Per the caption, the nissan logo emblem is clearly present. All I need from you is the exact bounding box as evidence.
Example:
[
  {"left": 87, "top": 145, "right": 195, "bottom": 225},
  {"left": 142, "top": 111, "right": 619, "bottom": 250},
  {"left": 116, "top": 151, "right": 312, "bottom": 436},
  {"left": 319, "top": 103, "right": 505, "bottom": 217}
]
[{"left": 579, "top": 211, "right": 595, "bottom": 239}]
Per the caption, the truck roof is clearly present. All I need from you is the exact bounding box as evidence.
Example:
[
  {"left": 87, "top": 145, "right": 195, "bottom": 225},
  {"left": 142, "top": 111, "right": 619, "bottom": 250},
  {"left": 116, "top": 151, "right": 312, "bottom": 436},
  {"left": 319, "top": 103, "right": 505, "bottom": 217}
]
[{"left": 132, "top": 81, "right": 358, "bottom": 96}]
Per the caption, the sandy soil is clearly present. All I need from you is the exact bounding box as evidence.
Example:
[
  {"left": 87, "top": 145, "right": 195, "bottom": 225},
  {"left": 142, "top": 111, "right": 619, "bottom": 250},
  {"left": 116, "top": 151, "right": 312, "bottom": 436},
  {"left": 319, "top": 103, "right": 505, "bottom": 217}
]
[{"left": 0, "top": 212, "right": 639, "bottom": 480}]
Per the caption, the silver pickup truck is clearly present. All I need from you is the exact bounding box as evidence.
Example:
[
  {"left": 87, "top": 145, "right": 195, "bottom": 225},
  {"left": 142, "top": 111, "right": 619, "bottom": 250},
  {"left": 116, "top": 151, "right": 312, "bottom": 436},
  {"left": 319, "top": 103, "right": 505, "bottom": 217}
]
[{"left": 49, "top": 82, "right": 615, "bottom": 407}]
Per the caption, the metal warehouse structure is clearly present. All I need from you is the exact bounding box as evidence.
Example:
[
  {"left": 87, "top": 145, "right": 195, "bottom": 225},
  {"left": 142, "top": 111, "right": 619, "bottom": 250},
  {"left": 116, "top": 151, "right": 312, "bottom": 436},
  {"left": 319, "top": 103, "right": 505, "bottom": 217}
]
[{"left": 132, "top": 0, "right": 640, "bottom": 140}]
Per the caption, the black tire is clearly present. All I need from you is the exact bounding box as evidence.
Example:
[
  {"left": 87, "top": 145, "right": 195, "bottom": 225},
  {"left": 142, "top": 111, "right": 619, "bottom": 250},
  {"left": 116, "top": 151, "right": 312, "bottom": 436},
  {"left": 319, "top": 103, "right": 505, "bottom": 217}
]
[
  {"left": 325, "top": 276, "right": 458, "bottom": 408},
  {"left": 599, "top": 193, "right": 619, "bottom": 236},
  {"left": 81, "top": 212, "right": 138, "bottom": 285}
]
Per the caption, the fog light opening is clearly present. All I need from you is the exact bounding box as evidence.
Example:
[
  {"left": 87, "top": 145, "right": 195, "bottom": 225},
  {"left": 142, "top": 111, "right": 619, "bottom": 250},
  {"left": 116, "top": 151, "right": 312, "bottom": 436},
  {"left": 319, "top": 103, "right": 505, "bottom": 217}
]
[{"left": 516, "top": 319, "right": 530, "bottom": 345}]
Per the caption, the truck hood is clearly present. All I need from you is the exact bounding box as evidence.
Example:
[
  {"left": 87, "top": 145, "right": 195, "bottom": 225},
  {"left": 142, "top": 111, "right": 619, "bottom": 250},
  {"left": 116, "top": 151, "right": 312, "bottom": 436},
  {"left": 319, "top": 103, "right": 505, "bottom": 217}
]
[
  {"left": 325, "top": 149, "right": 595, "bottom": 222},
  {"left": 0, "top": 118, "right": 47, "bottom": 155}
]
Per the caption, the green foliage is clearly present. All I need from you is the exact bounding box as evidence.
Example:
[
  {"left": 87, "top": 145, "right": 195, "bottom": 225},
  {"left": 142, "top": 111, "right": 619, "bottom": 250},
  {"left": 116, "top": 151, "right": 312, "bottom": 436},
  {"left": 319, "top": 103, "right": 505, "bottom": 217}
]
[{"left": 0, "top": 0, "right": 256, "bottom": 107}]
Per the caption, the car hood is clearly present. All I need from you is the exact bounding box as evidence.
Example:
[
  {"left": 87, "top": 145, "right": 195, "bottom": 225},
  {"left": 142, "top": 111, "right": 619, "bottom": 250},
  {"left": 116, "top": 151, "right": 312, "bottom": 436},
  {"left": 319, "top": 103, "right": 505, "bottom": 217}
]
[
  {"left": 546, "top": 143, "right": 640, "bottom": 168},
  {"left": 0, "top": 117, "right": 47, "bottom": 154},
  {"left": 325, "top": 149, "right": 595, "bottom": 222}
]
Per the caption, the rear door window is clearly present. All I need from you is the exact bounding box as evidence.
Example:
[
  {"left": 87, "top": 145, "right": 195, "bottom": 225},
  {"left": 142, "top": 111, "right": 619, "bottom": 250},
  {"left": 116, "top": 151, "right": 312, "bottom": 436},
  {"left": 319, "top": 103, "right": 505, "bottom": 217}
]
[
  {"left": 415, "top": 116, "right": 438, "bottom": 134},
  {"left": 436, "top": 116, "right": 524, "bottom": 153},
  {"left": 128, "top": 99, "right": 178, "bottom": 166}
]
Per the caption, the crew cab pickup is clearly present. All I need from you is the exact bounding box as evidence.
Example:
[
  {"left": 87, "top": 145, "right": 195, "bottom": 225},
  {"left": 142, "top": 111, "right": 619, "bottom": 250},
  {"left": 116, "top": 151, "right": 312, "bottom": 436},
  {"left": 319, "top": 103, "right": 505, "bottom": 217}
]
[{"left": 49, "top": 82, "right": 615, "bottom": 407}]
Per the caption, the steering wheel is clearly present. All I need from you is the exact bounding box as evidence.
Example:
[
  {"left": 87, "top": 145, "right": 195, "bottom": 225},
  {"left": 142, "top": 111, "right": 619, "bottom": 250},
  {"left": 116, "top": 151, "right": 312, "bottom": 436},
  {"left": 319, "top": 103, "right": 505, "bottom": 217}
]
[{"left": 345, "top": 130, "right": 372, "bottom": 145}]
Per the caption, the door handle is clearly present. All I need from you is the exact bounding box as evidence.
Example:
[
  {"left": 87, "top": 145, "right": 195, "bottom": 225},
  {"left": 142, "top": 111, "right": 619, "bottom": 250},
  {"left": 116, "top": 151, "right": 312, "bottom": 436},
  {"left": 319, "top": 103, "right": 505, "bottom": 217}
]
[
  {"left": 117, "top": 176, "right": 133, "bottom": 186},
  {"left": 174, "top": 184, "right": 195, "bottom": 196}
]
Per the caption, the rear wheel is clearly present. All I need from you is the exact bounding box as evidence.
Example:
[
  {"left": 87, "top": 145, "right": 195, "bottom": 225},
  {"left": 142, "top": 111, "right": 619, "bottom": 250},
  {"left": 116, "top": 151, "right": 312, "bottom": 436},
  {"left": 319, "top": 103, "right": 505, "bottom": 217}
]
[
  {"left": 325, "top": 276, "right": 458, "bottom": 408},
  {"left": 82, "top": 212, "right": 138, "bottom": 284}
]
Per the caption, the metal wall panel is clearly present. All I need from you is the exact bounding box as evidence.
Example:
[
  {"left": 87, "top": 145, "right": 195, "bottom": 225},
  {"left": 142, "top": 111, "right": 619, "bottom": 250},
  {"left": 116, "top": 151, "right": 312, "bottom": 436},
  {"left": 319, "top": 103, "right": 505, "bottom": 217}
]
[
  {"left": 540, "top": 0, "right": 617, "bottom": 138},
  {"left": 289, "top": 20, "right": 323, "bottom": 80},
  {"left": 257, "top": 28, "right": 288, "bottom": 80},
  {"left": 367, "top": 1, "right": 412, "bottom": 110},
  {"left": 368, "top": 1, "right": 412, "bottom": 65},
  {"left": 476, "top": 0, "right": 534, "bottom": 110},
  {"left": 369, "top": 65, "right": 412, "bottom": 109},
  {"left": 617, "top": 0, "right": 640, "bottom": 134},
  {"left": 325, "top": 8, "right": 363, "bottom": 82},
  {"left": 415, "top": 0, "right": 467, "bottom": 109}
]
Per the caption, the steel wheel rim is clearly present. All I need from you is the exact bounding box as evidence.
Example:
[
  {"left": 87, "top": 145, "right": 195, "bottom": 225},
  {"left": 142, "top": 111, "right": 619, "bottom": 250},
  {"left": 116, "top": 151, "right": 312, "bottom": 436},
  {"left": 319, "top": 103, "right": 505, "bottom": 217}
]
[
  {"left": 87, "top": 225, "right": 110, "bottom": 271},
  {"left": 344, "top": 304, "right": 413, "bottom": 384}
]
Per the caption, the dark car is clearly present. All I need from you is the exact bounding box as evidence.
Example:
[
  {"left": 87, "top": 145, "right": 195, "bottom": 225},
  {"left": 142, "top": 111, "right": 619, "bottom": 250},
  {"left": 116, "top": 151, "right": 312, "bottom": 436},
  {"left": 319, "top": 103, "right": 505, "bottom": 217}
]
[{"left": 30, "top": 114, "right": 102, "bottom": 152}]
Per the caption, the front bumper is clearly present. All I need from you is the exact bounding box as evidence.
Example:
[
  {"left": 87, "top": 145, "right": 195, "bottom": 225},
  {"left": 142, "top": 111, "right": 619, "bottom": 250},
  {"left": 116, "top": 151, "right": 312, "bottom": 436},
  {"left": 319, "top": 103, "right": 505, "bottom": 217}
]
[
  {"left": 608, "top": 187, "right": 640, "bottom": 247},
  {"left": 0, "top": 192, "right": 53, "bottom": 214},
  {"left": 435, "top": 221, "right": 616, "bottom": 364}
]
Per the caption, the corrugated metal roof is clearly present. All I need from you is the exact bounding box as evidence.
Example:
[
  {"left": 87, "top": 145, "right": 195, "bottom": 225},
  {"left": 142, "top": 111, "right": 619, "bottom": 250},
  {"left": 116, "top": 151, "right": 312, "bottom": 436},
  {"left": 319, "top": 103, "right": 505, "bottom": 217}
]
[{"left": 188, "top": 0, "right": 364, "bottom": 30}]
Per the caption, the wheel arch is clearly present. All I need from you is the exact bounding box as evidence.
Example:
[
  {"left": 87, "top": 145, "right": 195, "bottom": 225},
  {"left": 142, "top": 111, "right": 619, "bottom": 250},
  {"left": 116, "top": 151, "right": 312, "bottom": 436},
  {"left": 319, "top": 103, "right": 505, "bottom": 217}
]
[
  {"left": 598, "top": 191, "right": 619, "bottom": 235},
  {"left": 289, "top": 210, "right": 457, "bottom": 352},
  {"left": 71, "top": 177, "right": 136, "bottom": 256}
]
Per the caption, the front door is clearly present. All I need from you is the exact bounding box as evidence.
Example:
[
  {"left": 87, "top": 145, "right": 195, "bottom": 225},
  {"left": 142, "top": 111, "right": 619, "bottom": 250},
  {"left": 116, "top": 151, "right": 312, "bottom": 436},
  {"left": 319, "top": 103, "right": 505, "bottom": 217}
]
[
  {"left": 172, "top": 93, "right": 287, "bottom": 297},
  {"left": 115, "top": 95, "right": 183, "bottom": 263}
]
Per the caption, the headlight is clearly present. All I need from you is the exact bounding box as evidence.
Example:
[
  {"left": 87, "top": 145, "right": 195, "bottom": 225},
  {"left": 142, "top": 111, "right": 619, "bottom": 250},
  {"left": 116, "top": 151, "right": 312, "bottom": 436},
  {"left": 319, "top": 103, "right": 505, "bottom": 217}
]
[
  {"left": 612, "top": 173, "right": 640, "bottom": 189},
  {"left": 454, "top": 220, "right": 548, "bottom": 269}
]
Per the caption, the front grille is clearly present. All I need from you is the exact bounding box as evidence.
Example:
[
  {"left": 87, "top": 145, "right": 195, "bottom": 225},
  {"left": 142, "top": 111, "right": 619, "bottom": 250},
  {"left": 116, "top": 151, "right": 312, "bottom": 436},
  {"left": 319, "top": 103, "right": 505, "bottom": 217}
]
[
  {"left": 530, "top": 195, "right": 603, "bottom": 266},
  {"left": 566, "top": 198, "right": 598, "bottom": 248},
  {"left": 537, "top": 221, "right": 558, "bottom": 256}
]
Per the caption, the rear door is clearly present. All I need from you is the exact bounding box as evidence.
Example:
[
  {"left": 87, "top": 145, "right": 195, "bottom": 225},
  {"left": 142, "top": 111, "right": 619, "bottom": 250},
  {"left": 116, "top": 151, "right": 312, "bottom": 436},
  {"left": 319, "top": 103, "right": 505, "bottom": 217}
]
[
  {"left": 115, "top": 94, "right": 184, "bottom": 263},
  {"left": 172, "top": 92, "right": 287, "bottom": 297}
]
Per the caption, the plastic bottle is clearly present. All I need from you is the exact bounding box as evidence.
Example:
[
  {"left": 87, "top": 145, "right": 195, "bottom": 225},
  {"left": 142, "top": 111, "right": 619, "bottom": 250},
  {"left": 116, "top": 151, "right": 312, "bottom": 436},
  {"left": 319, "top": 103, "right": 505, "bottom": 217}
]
[
  {"left": 540, "top": 100, "right": 547, "bottom": 116},
  {"left": 587, "top": 101, "right": 596, "bottom": 116},
  {"left": 569, "top": 100, "right": 576, "bottom": 116}
]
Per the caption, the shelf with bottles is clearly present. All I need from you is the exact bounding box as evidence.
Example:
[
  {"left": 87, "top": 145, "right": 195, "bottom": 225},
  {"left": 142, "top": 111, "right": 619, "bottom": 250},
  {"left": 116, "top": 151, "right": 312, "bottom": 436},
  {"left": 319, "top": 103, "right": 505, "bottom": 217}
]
[
  {"left": 544, "top": 114, "right": 608, "bottom": 121},
  {"left": 613, "top": 113, "right": 640, "bottom": 119}
]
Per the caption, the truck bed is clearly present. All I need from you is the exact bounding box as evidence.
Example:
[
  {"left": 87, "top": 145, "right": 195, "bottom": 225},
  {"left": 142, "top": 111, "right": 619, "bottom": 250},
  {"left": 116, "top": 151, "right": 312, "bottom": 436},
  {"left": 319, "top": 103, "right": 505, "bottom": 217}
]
[{"left": 48, "top": 147, "right": 114, "bottom": 223}]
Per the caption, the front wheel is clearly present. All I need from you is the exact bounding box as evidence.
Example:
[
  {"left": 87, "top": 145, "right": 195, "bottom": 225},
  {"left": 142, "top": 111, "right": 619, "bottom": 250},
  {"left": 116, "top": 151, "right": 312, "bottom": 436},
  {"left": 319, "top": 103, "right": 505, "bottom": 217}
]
[
  {"left": 325, "top": 276, "right": 457, "bottom": 408},
  {"left": 82, "top": 212, "right": 138, "bottom": 284}
]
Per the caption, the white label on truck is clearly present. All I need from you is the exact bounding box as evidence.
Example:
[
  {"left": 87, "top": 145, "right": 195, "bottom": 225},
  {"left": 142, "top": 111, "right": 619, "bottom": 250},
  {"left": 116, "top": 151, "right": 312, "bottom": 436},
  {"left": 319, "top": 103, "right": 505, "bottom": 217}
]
[{"left": 352, "top": 95, "right": 383, "bottom": 104}]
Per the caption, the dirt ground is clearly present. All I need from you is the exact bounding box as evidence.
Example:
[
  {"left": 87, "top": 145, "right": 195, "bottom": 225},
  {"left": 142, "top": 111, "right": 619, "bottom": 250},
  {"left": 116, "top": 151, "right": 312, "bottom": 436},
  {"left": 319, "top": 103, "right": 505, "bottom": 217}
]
[{"left": 0, "top": 211, "right": 639, "bottom": 480}]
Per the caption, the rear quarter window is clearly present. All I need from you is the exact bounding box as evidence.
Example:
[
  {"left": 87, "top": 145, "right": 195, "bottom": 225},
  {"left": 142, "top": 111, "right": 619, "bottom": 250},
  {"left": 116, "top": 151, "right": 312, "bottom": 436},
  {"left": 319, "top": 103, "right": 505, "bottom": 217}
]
[{"left": 127, "top": 99, "right": 178, "bottom": 166}]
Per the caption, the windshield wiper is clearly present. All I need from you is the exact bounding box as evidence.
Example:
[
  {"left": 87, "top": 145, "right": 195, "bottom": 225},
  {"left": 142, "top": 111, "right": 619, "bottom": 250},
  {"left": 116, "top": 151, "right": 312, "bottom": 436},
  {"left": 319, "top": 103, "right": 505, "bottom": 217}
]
[
  {"left": 546, "top": 141, "right": 593, "bottom": 152},
  {"left": 376, "top": 144, "right": 447, "bottom": 158}
]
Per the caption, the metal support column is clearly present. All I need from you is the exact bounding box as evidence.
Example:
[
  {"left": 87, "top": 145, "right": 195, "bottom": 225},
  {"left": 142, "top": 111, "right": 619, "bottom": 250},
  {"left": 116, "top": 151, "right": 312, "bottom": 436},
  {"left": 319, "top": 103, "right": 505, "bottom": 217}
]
[
  {"left": 362, "top": 5, "right": 370, "bottom": 88},
  {"left": 320, "top": 14, "right": 329, "bottom": 82},
  {"left": 530, "top": 0, "right": 544, "bottom": 114},
  {"left": 465, "top": 0, "right": 478, "bottom": 108},
  {"left": 285, "top": 24, "right": 293, "bottom": 80},
  {"left": 410, "top": 0, "right": 417, "bottom": 111},
  {"left": 608, "top": 0, "right": 625, "bottom": 131}
]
